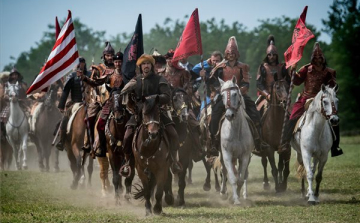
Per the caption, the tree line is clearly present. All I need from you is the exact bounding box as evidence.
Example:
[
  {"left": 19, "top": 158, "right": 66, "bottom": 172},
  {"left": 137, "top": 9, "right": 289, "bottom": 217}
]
[{"left": 3, "top": 0, "right": 359, "bottom": 133}]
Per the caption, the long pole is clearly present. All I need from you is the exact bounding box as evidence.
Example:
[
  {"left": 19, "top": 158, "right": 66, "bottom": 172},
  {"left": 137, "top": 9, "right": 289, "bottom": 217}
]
[
  {"left": 79, "top": 78, "right": 95, "bottom": 159},
  {"left": 279, "top": 68, "right": 296, "bottom": 150},
  {"left": 200, "top": 55, "right": 209, "bottom": 147}
]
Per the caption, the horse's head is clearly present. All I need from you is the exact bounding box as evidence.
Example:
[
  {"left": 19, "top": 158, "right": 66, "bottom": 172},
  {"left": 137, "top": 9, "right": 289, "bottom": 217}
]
[
  {"left": 142, "top": 95, "right": 161, "bottom": 140},
  {"left": 44, "top": 85, "right": 59, "bottom": 109},
  {"left": 272, "top": 79, "right": 289, "bottom": 108},
  {"left": 111, "top": 88, "right": 127, "bottom": 124},
  {"left": 6, "top": 81, "right": 21, "bottom": 101},
  {"left": 320, "top": 84, "right": 339, "bottom": 126},
  {"left": 219, "top": 76, "right": 243, "bottom": 121},
  {"left": 172, "top": 89, "right": 189, "bottom": 123}
]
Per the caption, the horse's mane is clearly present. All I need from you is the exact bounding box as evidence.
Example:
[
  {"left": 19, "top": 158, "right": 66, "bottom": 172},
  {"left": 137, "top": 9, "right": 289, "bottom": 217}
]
[{"left": 143, "top": 97, "right": 159, "bottom": 115}]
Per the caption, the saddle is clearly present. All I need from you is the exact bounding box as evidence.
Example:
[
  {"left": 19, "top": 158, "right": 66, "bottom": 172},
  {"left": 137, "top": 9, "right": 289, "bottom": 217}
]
[{"left": 294, "top": 98, "right": 314, "bottom": 133}]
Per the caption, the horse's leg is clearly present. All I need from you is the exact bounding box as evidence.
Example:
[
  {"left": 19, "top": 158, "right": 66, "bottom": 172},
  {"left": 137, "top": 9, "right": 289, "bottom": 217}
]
[
  {"left": 222, "top": 150, "right": 239, "bottom": 204},
  {"left": 164, "top": 169, "right": 174, "bottom": 205},
  {"left": 266, "top": 152, "right": 279, "bottom": 192},
  {"left": 87, "top": 154, "right": 93, "bottom": 187},
  {"left": 34, "top": 138, "right": 44, "bottom": 171},
  {"left": 21, "top": 134, "right": 28, "bottom": 170},
  {"left": 213, "top": 166, "right": 221, "bottom": 192},
  {"left": 97, "top": 156, "right": 109, "bottom": 197},
  {"left": 109, "top": 151, "right": 121, "bottom": 205},
  {"left": 187, "top": 158, "right": 193, "bottom": 184},
  {"left": 124, "top": 155, "right": 135, "bottom": 201},
  {"left": 237, "top": 156, "right": 251, "bottom": 200},
  {"left": 219, "top": 154, "right": 228, "bottom": 196},
  {"left": 67, "top": 148, "right": 78, "bottom": 189},
  {"left": 261, "top": 154, "right": 270, "bottom": 190},
  {"left": 154, "top": 169, "right": 168, "bottom": 215},
  {"left": 202, "top": 157, "right": 211, "bottom": 191},
  {"left": 302, "top": 151, "right": 316, "bottom": 204},
  {"left": 314, "top": 157, "right": 328, "bottom": 204},
  {"left": 178, "top": 162, "right": 187, "bottom": 206},
  {"left": 54, "top": 147, "right": 60, "bottom": 172},
  {"left": 279, "top": 149, "right": 291, "bottom": 192},
  {"left": 7, "top": 136, "right": 20, "bottom": 170}
]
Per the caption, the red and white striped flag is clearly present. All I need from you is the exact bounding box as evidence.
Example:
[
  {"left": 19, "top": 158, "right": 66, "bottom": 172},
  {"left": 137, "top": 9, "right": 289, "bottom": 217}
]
[{"left": 27, "top": 10, "right": 79, "bottom": 95}]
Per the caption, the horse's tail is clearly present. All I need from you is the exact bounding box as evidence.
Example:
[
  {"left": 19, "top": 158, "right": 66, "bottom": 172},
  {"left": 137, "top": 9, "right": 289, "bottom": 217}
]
[
  {"left": 132, "top": 183, "right": 145, "bottom": 201},
  {"left": 294, "top": 160, "right": 306, "bottom": 179}
]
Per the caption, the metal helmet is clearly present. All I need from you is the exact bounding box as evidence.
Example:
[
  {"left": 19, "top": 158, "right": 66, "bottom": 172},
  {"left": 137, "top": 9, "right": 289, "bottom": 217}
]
[
  {"left": 113, "top": 51, "right": 123, "bottom": 61},
  {"left": 224, "top": 36, "right": 240, "bottom": 59},
  {"left": 102, "top": 41, "right": 115, "bottom": 58},
  {"left": 311, "top": 42, "right": 325, "bottom": 63},
  {"left": 264, "top": 35, "right": 279, "bottom": 64}
]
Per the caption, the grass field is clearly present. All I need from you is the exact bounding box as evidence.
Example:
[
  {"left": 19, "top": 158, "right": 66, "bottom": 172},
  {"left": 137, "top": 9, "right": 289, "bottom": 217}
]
[{"left": 1, "top": 136, "right": 359, "bottom": 222}]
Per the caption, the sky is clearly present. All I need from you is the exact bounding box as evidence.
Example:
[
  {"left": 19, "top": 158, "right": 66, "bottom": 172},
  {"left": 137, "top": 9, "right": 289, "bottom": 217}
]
[{"left": 0, "top": 0, "right": 333, "bottom": 71}]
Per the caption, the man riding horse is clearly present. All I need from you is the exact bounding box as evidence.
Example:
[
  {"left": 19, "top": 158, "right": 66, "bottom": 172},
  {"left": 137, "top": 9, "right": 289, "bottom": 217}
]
[
  {"left": 79, "top": 51, "right": 125, "bottom": 157},
  {"left": 120, "top": 54, "right": 183, "bottom": 174},
  {"left": 56, "top": 57, "right": 91, "bottom": 151},
  {"left": 279, "top": 42, "right": 343, "bottom": 157},
  {"left": 82, "top": 42, "right": 116, "bottom": 154},
  {"left": 208, "top": 36, "right": 263, "bottom": 154},
  {"left": 256, "top": 35, "right": 291, "bottom": 115}
]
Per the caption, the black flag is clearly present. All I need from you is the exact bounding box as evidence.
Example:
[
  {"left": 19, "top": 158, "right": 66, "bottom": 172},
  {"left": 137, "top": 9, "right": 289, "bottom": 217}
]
[{"left": 121, "top": 14, "right": 144, "bottom": 84}]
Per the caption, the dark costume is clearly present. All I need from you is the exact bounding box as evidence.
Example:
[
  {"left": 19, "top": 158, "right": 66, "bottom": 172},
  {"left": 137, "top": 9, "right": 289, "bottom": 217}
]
[
  {"left": 55, "top": 59, "right": 91, "bottom": 151},
  {"left": 121, "top": 54, "right": 182, "bottom": 173},
  {"left": 280, "top": 42, "right": 343, "bottom": 157},
  {"left": 207, "top": 37, "right": 262, "bottom": 152}
]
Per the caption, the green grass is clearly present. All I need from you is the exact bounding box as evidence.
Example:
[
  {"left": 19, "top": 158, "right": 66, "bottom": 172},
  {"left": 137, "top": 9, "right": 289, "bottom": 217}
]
[{"left": 1, "top": 137, "right": 359, "bottom": 223}]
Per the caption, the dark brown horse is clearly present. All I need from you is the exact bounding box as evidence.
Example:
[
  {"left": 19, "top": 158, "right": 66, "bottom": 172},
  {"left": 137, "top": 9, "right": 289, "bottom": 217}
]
[
  {"left": 258, "top": 79, "right": 290, "bottom": 192},
  {"left": 105, "top": 89, "right": 134, "bottom": 204},
  {"left": 32, "top": 86, "right": 62, "bottom": 172},
  {"left": 65, "top": 104, "right": 93, "bottom": 189},
  {"left": 133, "top": 96, "right": 173, "bottom": 215}
]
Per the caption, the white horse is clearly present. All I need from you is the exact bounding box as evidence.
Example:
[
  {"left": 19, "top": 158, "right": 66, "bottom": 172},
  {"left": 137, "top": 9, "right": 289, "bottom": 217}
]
[
  {"left": 5, "top": 82, "right": 29, "bottom": 170},
  {"left": 291, "top": 84, "right": 339, "bottom": 204},
  {"left": 218, "top": 76, "right": 254, "bottom": 205}
]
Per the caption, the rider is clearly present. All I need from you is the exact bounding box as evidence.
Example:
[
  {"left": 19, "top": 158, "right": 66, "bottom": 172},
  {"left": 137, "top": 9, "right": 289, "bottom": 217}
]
[
  {"left": 152, "top": 49, "right": 167, "bottom": 75},
  {"left": 121, "top": 54, "right": 183, "bottom": 174},
  {"left": 56, "top": 57, "right": 91, "bottom": 151},
  {"left": 279, "top": 42, "right": 343, "bottom": 157},
  {"left": 256, "top": 35, "right": 291, "bottom": 114},
  {"left": 208, "top": 36, "right": 263, "bottom": 154},
  {"left": 82, "top": 42, "right": 116, "bottom": 154},
  {"left": 79, "top": 51, "right": 125, "bottom": 157}
]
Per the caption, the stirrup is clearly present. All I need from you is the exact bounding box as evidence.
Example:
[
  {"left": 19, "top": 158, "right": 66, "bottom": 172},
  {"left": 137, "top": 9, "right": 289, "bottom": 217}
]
[{"left": 120, "top": 164, "right": 131, "bottom": 177}]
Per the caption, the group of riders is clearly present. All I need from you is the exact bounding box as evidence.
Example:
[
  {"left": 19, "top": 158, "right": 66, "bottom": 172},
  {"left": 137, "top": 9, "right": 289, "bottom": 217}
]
[{"left": 0, "top": 35, "right": 343, "bottom": 174}]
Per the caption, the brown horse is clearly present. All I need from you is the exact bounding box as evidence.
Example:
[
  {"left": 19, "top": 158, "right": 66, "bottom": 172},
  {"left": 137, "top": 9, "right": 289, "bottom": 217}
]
[
  {"left": 65, "top": 104, "right": 93, "bottom": 189},
  {"left": 32, "top": 86, "right": 62, "bottom": 172},
  {"left": 105, "top": 89, "right": 134, "bottom": 204},
  {"left": 133, "top": 96, "right": 173, "bottom": 215},
  {"left": 258, "top": 79, "right": 290, "bottom": 192}
]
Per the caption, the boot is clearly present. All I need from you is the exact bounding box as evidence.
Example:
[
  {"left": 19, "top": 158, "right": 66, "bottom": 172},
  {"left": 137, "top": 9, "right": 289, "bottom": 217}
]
[
  {"left": 83, "top": 116, "right": 95, "bottom": 153},
  {"left": 278, "top": 118, "right": 298, "bottom": 153},
  {"left": 170, "top": 149, "right": 183, "bottom": 174},
  {"left": 208, "top": 136, "right": 219, "bottom": 157},
  {"left": 55, "top": 129, "right": 66, "bottom": 151},
  {"left": 82, "top": 131, "right": 91, "bottom": 153},
  {"left": 95, "top": 130, "right": 107, "bottom": 157},
  {"left": 331, "top": 125, "right": 343, "bottom": 157}
]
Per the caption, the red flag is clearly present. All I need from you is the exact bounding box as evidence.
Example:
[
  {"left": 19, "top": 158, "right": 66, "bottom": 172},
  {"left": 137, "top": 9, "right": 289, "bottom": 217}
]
[
  {"left": 284, "top": 6, "right": 315, "bottom": 69},
  {"left": 55, "top": 16, "right": 61, "bottom": 39},
  {"left": 172, "top": 8, "right": 202, "bottom": 67},
  {"left": 27, "top": 10, "right": 79, "bottom": 95}
]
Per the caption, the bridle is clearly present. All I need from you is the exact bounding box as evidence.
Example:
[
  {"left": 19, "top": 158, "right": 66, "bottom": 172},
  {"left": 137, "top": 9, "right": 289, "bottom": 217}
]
[
  {"left": 320, "top": 94, "right": 338, "bottom": 120},
  {"left": 221, "top": 86, "right": 241, "bottom": 112}
]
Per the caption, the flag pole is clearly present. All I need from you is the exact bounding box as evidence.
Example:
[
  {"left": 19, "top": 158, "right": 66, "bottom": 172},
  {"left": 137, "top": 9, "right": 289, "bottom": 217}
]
[{"left": 200, "top": 55, "right": 209, "bottom": 148}]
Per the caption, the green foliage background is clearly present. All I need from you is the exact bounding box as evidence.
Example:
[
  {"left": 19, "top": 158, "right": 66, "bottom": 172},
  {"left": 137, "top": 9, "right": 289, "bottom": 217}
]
[{"left": 3, "top": 0, "right": 359, "bottom": 133}]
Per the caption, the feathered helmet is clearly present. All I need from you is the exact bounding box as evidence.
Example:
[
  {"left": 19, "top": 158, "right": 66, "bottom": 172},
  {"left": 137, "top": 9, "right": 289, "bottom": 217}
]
[
  {"left": 224, "top": 36, "right": 240, "bottom": 59},
  {"left": 264, "top": 35, "right": 279, "bottom": 64},
  {"left": 311, "top": 42, "right": 325, "bottom": 63},
  {"left": 152, "top": 49, "right": 166, "bottom": 65},
  {"left": 102, "top": 41, "right": 115, "bottom": 58}
]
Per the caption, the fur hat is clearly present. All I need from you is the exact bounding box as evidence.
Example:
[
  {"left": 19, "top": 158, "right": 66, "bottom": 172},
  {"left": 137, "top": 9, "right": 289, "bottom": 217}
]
[{"left": 136, "top": 54, "right": 155, "bottom": 66}]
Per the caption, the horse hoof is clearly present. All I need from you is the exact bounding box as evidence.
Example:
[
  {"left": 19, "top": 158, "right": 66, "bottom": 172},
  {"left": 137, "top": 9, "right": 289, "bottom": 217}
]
[
  {"left": 215, "top": 185, "right": 221, "bottom": 192},
  {"left": 124, "top": 193, "right": 131, "bottom": 201},
  {"left": 22, "top": 166, "right": 28, "bottom": 170},
  {"left": 263, "top": 182, "right": 270, "bottom": 191},
  {"left": 234, "top": 199, "right": 241, "bottom": 205},
  {"left": 153, "top": 204, "right": 162, "bottom": 215},
  {"left": 220, "top": 193, "right": 228, "bottom": 200},
  {"left": 178, "top": 199, "right": 185, "bottom": 207},
  {"left": 203, "top": 182, "right": 211, "bottom": 191},
  {"left": 307, "top": 200, "right": 316, "bottom": 205},
  {"left": 165, "top": 194, "right": 174, "bottom": 205}
]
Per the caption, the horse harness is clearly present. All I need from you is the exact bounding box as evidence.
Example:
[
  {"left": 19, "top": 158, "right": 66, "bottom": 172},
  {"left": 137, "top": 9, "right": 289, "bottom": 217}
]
[{"left": 221, "top": 86, "right": 241, "bottom": 112}]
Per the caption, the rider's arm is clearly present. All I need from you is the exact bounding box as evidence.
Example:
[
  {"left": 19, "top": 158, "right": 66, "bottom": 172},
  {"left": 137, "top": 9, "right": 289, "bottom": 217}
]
[
  {"left": 256, "top": 65, "right": 270, "bottom": 98},
  {"left": 293, "top": 65, "right": 308, "bottom": 86},
  {"left": 58, "top": 78, "right": 72, "bottom": 110},
  {"left": 239, "top": 64, "right": 250, "bottom": 95}
]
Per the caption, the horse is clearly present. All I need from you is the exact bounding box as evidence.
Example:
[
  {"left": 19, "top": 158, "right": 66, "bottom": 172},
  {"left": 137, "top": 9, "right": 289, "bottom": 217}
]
[
  {"left": 104, "top": 89, "right": 134, "bottom": 204},
  {"left": 65, "top": 103, "right": 93, "bottom": 189},
  {"left": 133, "top": 95, "right": 174, "bottom": 215},
  {"left": 258, "top": 79, "right": 291, "bottom": 192},
  {"left": 218, "top": 76, "right": 253, "bottom": 205},
  {"left": 292, "top": 84, "right": 339, "bottom": 204},
  {"left": 5, "top": 82, "right": 29, "bottom": 170},
  {"left": 31, "top": 86, "right": 62, "bottom": 172}
]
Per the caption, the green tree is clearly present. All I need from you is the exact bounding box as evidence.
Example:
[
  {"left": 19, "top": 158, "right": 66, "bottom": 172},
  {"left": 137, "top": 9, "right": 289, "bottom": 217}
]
[{"left": 323, "top": 0, "right": 360, "bottom": 132}]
